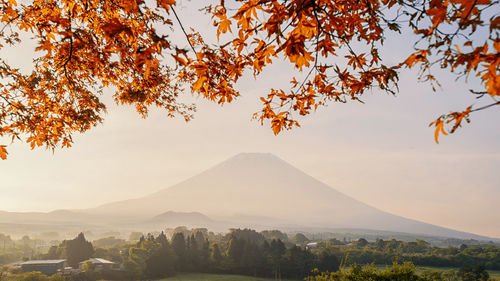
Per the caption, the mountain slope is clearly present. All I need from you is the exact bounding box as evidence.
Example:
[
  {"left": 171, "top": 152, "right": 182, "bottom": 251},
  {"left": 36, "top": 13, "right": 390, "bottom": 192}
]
[
  {"left": 0, "top": 209, "right": 102, "bottom": 224},
  {"left": 151, "top": 211, "right": 213, "bottom": 225},
  {"left": 90, "top": 153, "right": 491, "bottom": 240}
]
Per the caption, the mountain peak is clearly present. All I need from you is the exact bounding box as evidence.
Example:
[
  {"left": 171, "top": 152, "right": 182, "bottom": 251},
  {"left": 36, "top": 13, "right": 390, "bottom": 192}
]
[
  {"left": 219, "top": 152, "right": 292, "bottom": 171},
  {"left": 230, "top": 152, "right": 281, "bottom": 161}
]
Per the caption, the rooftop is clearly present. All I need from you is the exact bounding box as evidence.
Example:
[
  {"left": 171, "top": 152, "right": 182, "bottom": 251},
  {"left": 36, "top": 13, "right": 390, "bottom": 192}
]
[
  {"left": 79, "top": 258, "right": 115, "bottom": 264},
  {"left": 21, "top": 260, "right": 66, "bottom": 265}
]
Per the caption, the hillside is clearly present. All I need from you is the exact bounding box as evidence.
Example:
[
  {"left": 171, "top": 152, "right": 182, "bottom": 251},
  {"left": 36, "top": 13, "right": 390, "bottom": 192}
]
[{"left": 89, "top": 153, "right": 493, "bottom": 240}]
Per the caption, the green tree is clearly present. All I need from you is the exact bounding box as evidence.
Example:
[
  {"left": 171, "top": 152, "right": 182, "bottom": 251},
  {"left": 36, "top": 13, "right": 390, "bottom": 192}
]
[
  {"left": 316, "top": 250, "right": 340, "bottom": 273},
  {"left": 269, "top": 239, "right": 286, "bottom": 280},
  {"left": 293, "top": 233, "right": 310, "bottom": 245},
  {"left": 240, "top": 240, "right": 264, "bottom": 276},
  {"left": 194, "top": 230, "right": 207, "bottom": 248},
  {"left": 227, "top": 236, "right": 245, "bottom": 267},
  {"left": 93, "top": 236, "right": 126, "bottom": 248},
  {"left": 7, "top": 271, "right": 65, "bottom": 281},
  {"left": 145, "top": 233, "right": 177, "bottom": 278},
  {"left": 306, "top": 262, "right": 419, "bottom": 281},
  {"left": 65, "top": 233, "right": 94, "bottom": 267},
  {"left": 186, "top": 234, "right": 200, "bottom": 271},
  {"left": 355, "top": 238, "right": 369, "bottom": 248},
  {"left": 283, "top": 245, "right": 315, "bottom": 279},
  {"left": 458, "top": 265, "right": 490, "bottom": 281},
  {"left": 42, "top": 246, "right": 63, "bottom": 260},
  {"left": 420, "top": 269, "right": 460, "bottom": 281},
  {"left": 261, "top": 230, "right": 288, "bottom": 242},
  {"left": 227, "top": 229, "right": 266, "bottom": 246},
  {"left": 125, "top": 246, "right": 149, "bottom": 279},
  {"left": 81, "top": 260, "right": 95, "bottom": 273},
  {"left": 171, "top": 232, "right": 187, "bottom": 271},
  {"left": 210, "top": 243, "right": 223, "bottom": 269},
  {"left": 128, "top": 232, "right": 143, "bottom": 242}
]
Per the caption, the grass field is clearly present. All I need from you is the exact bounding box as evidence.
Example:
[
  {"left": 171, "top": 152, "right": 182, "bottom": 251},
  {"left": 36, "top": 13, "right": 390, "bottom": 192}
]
[
  {"left": 157, "top": 268, "right": 500, "bottom": 281},
  {"left": 157, "top": 273, "right": 299, "bottom": 281},
  {"left": 416, "top": 266, "right": 500, "bottom": 280}
]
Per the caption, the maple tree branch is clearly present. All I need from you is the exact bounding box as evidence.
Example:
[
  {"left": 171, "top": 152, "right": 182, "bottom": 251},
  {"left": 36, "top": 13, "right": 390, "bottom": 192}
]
[
  {"left": 310, "top": 4, "right": 368, "bottom": 74},
  {"left": 0, "top": 90, "right": 37, "bottom": 133},
  {"left": 61, "top": 7, "right": 74, "bottom": 70},
  {"left": 296, "top": 24, "right": 321, "bottom": 94},
  {"left": 107, "top": 0, "right": 125, "bottom": 10},
  {"left": 61, "top": 9, "right": 75, "bottom": 90},
  {"left": 62, "top": 36, "right": 74, "bottom": 70},
  {"left": 470, "top": 101, "right": 500, "bottom": 113},
  {"left": 0, "top": 92, "right": 22, "bottom": 112},
  {"left": 0, "top": 14, "right": 20, "bottom": 33},
  {"left": 435, "top": 0, "right": 477, "bottom": 46},
  {"left": 0, "top": 65, "right": 33, "bottom": 117},
  {"left": 171, "top": 7, "right": 197, "bottom": 56},
  {"left": 134, "top": 0, "right": 162, "bottom": 38}
]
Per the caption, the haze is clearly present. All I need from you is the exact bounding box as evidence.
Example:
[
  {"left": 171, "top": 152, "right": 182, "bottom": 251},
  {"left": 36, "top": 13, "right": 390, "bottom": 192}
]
[{"left": 0, "top": 3, "right": 499, "bottom": 238}]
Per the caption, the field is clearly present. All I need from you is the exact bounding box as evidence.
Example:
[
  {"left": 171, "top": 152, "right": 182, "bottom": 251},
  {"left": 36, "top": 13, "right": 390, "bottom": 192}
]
[
  {"left": 416, "top": 266, "right": 500, "bottom": 280},
  {"left": 157, "top": 268, "right": 500, "bottom": 281},
  {"left": 370, "top": 265, "right": 500, "bottom": 280},
  {"left": 157, "top": 273, "right": 299, "bottom": 281}
]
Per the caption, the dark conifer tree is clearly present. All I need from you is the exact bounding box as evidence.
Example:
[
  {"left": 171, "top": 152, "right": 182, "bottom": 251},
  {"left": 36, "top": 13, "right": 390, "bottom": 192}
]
[
  {"left": 145, "top": 233, "right": 176, "bottom": 278},
  {"left": 210, "top": 243, "right": 223, "bottom": 270},
  {"left": 283, "top": 245, "right": 315, "bottom": 279},
  {"left": 227, "top": 236, "right": 245, "bottom": 271},
  {"left": 269, "top": 239, "right": 286, "bottom": 280},
  {"left": 171, "top": 232, "right": 187, "bottom": 271},
  {"left": 187, "top": 234, "right": 200, "bottom": 270},
  {"left": 65, "top": 233, "right": 94, "bottom": 267},
  {"left": 316, "top": 249, "right": 340, "bottom": 273}
]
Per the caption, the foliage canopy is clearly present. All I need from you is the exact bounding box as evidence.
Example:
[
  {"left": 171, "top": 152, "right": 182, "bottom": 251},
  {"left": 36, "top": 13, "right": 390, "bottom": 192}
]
[{"left": 0, "top": 0, "right": 498, "bottom": 158}]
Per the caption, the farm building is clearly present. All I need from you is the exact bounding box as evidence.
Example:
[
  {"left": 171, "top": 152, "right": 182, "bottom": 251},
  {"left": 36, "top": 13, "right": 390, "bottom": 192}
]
[
  {"left": 20, "top": 259, "right": 66, "bottom": 275},
  {"left": 79, "top": 258, "right": 118, "bottom": 271}
]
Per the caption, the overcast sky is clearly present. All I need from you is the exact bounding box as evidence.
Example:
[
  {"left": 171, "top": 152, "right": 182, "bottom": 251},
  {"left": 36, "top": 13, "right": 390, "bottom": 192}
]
[{"left": 0, "top": 2, "right": 499, "bottom": 238}]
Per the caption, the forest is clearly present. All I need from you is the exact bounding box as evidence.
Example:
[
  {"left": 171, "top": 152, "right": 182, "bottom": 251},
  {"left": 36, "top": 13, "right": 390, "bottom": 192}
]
[{"left": 1, "top": 228, "right": 499, "bottom": 280}]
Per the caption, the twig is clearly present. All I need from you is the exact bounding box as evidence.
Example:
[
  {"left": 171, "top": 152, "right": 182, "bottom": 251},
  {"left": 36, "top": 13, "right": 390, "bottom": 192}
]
[
  {"left": 471, "top": 101, "right": 500, "bottom": 113},
  {"left": 171, "top": 7, "right": 197, "bottom": 56}
]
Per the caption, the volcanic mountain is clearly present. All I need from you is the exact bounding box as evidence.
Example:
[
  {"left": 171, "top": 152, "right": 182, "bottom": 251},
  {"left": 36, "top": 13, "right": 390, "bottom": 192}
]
[{"left": 89, "top": 153, "right": 488, "bottom": 240}]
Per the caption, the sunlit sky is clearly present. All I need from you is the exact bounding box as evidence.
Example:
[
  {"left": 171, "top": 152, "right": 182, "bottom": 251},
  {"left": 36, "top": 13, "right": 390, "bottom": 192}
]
[{"left": 0, "top": 2, "right": 499, "bottom": 238}]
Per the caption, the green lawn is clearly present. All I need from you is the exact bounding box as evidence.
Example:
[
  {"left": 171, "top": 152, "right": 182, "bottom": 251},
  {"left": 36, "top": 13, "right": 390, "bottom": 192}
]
[{"left": 157, "top": 273, "right": 299, "bottom": 281}]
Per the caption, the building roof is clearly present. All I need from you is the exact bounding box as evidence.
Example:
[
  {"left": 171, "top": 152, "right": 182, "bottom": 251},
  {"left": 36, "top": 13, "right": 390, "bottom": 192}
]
[
  {"left": 21, "top": 260, "right": 66, "bottom": 265},
  {"left": 79, "top": 258, "right": 115, "bottom": 265}
]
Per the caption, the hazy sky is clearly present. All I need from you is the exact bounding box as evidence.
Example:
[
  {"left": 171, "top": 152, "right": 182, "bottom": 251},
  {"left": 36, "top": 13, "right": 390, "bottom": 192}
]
[{"left": 0, "top": 2, "right": 499, "bottom": 238}]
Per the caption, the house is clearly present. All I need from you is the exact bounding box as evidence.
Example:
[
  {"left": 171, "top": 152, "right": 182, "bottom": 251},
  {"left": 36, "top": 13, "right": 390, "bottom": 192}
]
[
  {"left": 78, "top": 258, "right": 118, "bottom": 272},
  {"left": 306, "top": 242, "right": 319, "bottom": 249},
  {"left": 20, "top": 259, "right": 66, "bottom": 275},
  {"left": 61, "top": 266, "right": 82, "bottom": 276}
]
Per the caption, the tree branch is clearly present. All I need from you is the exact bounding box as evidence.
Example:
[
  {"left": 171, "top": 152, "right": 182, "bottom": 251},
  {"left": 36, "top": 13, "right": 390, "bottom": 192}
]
[{"left": 171, "top": 7, "right": 197, "bottom": 56}]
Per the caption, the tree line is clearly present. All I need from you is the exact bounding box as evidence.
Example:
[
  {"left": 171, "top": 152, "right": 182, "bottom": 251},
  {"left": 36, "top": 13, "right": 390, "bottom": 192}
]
[
  {"left": 122, "top": 228, "right": 339, "bottom": 280},
  {"left": 317, "top": 238, "right": 500, "bottom": 270},
  {"left": 306, "top": 262, "right": 491, "bottom": 281},
  {"left": 2, "top": 229, "right": 499, "bottom": 280}
]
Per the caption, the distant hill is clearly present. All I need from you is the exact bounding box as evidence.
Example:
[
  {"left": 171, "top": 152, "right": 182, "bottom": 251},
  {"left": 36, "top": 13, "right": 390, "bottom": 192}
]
[
  {"left": 88, "top": 153, "right": 496, "bottom": 241},
  {"left": 0, "top": 209, "right": 99, "bottom": 224},
  {"left": 150, "top": 211, "right": 213, "bottom": 226}
]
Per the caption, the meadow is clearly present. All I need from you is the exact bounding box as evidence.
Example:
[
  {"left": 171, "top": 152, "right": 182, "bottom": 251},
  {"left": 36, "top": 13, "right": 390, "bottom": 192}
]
[
  {"left": 415, "top": 266, "right": 500, "bottom": 280},
  {"left": 156, "top": 267, "right": 500, "bottom": 281},
  {"left": 157, "top": 273, "right": 299, "bottom": 281}
]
